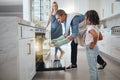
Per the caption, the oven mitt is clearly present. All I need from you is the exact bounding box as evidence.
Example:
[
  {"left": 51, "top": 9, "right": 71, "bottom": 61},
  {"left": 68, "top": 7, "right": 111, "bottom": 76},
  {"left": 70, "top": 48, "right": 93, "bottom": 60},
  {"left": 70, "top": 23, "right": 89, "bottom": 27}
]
[
  {"left": 52, "top": 35, "right": 65, "bottom": 42},
  {"left": 54, "top": 37, "right": 70, "bottom": 47}
]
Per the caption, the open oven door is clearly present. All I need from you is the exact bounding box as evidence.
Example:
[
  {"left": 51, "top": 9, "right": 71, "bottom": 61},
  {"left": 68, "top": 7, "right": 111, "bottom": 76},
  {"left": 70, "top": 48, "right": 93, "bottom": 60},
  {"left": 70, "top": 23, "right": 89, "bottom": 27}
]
[{"left": 35, "top": 27, "right": 70, "bottom": 71}]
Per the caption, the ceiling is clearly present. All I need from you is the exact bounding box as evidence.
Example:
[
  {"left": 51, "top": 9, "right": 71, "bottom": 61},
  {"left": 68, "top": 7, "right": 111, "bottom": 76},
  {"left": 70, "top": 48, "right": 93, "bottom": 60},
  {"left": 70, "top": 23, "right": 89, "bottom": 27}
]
[{"left": 0, "top": 0, "right": 22, "bottom": 6}]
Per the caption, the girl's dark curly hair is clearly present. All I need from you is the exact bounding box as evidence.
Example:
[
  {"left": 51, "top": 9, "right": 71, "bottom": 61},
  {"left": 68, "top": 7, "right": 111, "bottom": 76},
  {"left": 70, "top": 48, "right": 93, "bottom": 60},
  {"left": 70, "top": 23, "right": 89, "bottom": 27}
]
[{"left": 85, "top": 10, "right": 99, "bottom": 25}]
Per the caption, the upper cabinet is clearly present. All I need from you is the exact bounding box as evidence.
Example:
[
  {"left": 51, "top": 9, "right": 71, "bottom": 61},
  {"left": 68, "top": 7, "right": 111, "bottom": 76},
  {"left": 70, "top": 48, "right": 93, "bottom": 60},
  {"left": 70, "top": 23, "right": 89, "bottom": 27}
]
[
  {"left": 100, "top": 0, "right": 120, "bottom": 20},
  {"left": 112, "top": 1, "right": 120, "bottom": 14},
  {"left": 88, "top": 0, "right": 100, "bottom": 14}
]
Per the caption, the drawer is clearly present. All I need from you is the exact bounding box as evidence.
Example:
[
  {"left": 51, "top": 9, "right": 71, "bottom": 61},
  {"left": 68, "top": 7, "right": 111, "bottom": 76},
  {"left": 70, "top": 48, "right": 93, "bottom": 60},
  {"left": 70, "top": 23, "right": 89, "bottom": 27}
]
[
  {"left": 21, "top": 26, "right": 35, "bottom": 38},
  {"left": 111, "top": 36, "right": 120, "bottom": 47},
  {"left": 111, "top": 46, "right": 120, "bottom": 60}
]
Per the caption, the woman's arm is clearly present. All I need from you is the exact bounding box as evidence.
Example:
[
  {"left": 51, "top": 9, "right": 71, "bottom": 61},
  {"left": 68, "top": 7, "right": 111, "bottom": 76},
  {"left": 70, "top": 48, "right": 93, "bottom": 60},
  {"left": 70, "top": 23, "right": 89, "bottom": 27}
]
[{"left": 45, "top": 12, "right": 51, "bottom": 28}]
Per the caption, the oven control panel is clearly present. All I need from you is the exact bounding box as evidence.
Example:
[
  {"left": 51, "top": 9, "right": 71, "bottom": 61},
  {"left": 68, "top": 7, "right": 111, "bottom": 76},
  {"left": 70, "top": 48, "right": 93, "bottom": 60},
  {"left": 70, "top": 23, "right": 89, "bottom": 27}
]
[
  {"left": 111, "top": 26, "right": 120, "bottom": 35},
  {"left": 35, "top": 27, "right": 46, "bottom": 33}
]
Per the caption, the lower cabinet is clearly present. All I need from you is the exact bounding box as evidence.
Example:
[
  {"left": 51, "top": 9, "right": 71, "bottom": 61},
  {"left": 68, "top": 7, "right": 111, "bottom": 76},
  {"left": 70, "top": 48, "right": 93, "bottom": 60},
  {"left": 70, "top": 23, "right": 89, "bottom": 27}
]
[
  {"left": 19, "top": 38, "right": 36, "bottom": 80},
  {"left": 98, "top": 30, "right": 111, "bottom": 54},
  {"left": 110, "top": 36, "right": 120, "bottom": 61},
  {"left": 98, "top": 29, "right": 120, "bottom": 61},
  {"left": 0, "top": 17, "right": 36, "bottom": 80}
]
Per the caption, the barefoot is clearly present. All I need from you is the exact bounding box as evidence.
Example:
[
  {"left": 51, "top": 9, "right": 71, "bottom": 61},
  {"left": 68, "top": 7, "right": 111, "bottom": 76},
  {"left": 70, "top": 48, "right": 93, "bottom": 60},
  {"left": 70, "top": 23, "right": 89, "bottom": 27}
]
[
  {"left": 55, "top": 54, "right": 58, "bottom": 59},
  {"left": 60, "top": 50, "right": 64, "bottom": 59}
]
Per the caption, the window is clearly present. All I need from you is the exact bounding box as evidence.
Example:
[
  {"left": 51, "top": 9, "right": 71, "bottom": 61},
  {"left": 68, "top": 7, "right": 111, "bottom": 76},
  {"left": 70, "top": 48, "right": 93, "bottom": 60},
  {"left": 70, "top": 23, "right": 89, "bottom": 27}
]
[{"left": 31, "top": 0, "right": 51, "bottom": 22}]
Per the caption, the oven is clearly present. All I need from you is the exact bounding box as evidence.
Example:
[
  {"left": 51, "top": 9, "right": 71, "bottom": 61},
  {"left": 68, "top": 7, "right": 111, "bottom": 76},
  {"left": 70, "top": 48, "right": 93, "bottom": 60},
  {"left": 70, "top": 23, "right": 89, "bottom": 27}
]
[
  {"left": 35, "top": 27, "right": 46, "bottom": 71},
  {"left": 35, "top": 27, "right": 65, "bottom": 71}
]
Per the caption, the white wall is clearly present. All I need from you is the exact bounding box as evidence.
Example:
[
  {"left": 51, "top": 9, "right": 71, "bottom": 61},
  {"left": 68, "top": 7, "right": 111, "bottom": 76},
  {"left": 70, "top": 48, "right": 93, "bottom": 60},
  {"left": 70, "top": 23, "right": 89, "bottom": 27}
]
[
  {"left": 52, "top": 0, "right": 75, "bottom": 13},
  {"left": 23, "top": 0, "right": 31, "bottom": 21},
  {"left": 74, "top": 0, "right": 100, "bottom": 14},
  {"left": 75, "top": 0, "right": 89, "bottom": 14},
  {"left": 88, "top": 0, "right": 100, "bottom": 14},
  {"left": 51, "top": 0, "right": 100, "bottom": 14}
]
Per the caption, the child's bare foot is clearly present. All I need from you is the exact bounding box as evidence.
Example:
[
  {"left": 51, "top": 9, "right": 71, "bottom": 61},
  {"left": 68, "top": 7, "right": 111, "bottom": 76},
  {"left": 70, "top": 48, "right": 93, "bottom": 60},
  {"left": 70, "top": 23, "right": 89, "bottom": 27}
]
[
  {"left": 60, "top": 50, "right": 64, "bottom": 59},
  {"left": 55, "top": 54, "right": 58, "bottom": 59}
]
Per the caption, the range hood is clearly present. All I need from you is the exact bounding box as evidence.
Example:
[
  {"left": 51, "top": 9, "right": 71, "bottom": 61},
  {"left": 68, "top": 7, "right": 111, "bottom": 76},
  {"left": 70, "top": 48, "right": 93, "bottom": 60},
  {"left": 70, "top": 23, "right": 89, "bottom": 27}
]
[
  {"left": 0, "top": 0, "right": 22, "bottom": 6},
  {"left": 0, "top": 0, "right": 31, "bottom": 21},
  {"left": 0, "top": 0, "right": 23, "bottom": 17}
]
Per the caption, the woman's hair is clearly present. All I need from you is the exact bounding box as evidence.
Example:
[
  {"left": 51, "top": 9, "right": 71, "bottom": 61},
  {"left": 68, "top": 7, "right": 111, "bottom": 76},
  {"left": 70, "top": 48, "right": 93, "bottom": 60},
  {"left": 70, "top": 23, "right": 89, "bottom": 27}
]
[
  {"left": 52, "top": 2, "right": 58, "bottom": 13},
  {"left": 55, "top": 9, "right": 67, "bottom": 16},
  {"left": 85, "top": 10, "right": 99, "bottom": 25}
]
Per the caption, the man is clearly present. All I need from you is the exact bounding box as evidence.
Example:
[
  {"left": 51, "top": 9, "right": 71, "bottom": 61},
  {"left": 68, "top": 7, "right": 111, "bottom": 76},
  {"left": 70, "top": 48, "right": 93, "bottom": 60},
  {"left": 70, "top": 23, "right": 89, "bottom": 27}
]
[
  {"left": 49, "top": 9, "right": 84, "bottom": 69},
  {"left": 49, "top": 9, "right": 107, "bottom": 70}
]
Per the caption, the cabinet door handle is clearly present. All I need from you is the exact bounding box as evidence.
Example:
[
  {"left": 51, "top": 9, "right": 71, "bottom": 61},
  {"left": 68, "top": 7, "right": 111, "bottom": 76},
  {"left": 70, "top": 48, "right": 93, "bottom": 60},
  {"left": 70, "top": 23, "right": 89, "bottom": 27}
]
[
  {"left": 111, "top": 3, "right": 114, "bottom": 14},
  {"left": 27, "top": 43, "right": 31, "bottom": 55},
  {"left": 30, "top": 40, "right": 33, "bottom": 42},
  {"left": 102, "top": 9, "right": 104, "bottom": 17},
  {"left": 30, "top": 29, "right": 34, "bottom": 31}
]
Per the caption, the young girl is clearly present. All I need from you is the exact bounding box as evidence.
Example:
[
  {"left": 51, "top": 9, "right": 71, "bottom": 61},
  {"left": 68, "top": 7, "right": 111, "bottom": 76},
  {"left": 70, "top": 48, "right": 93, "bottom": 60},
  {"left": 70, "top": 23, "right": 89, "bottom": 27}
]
[{"left": 84, "top": 10, "right": 103, "bottom": 80}]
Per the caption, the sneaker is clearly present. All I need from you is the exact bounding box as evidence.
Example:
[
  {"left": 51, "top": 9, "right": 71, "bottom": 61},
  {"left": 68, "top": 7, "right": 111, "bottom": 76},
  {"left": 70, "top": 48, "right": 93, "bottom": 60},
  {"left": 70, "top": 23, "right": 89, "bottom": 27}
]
[
  {"left": 66, "top": 65, "right": 77, "bottom": 69},
  {"left": 98, "top": 62, "right": 107, "bottom": 70}
]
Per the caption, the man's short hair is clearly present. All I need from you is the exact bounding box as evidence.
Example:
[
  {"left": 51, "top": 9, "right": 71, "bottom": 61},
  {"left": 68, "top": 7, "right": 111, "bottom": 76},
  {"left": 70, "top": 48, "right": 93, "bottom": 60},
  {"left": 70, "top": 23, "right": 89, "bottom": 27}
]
[{"left": 56, "top": 9, "right": 66, "bottom": 16}]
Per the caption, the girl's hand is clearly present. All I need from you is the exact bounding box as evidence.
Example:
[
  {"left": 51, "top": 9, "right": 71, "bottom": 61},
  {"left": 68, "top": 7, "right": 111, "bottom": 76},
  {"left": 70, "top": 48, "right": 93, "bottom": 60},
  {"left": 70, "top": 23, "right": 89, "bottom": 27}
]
[{"left": 89, "top": 42, "right": 95, "bottom": 49}]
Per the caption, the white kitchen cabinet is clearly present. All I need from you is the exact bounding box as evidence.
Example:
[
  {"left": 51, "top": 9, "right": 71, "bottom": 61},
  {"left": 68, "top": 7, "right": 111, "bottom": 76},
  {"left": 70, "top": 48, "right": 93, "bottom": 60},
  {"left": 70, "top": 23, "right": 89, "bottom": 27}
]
[
  {"left": 98, "top": 29, "right": 111, "bottom": 54},
  {"left": 0, "top": 17, "right": 36, "bottom": 80},
  {"left": 98, "top": 28, "right": 120, "bottom": 61},
  {"left": 111, "top": 2, "right": 120, "bottom": 14},
  {"left": 19, "top": 38, "right": 35, "bottom": 80},
  {"left": 110, "top": 36, "right": 120, "bottom": 60},
  {"left": 88, "top": 0, "right": 100, "bottom": 13},
  {"left": 100, "top": 0, "right": 120, "bottom": 20},
  {"left": 100, "top": 0, "right": 112, "bottom": 19}
]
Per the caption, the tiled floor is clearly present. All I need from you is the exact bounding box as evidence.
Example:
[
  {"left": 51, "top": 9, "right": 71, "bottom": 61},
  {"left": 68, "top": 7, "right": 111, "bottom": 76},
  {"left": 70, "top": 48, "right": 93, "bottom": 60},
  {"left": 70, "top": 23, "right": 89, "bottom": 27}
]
[{"left": 33, "top": 47, "right": 120, "bottom": 80}]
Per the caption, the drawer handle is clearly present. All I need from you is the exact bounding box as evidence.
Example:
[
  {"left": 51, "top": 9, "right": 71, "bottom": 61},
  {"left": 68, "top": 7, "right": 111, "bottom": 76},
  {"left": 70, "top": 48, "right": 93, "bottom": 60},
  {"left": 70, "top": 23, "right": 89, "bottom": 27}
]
[
  {"left": 30, "top": 29, "right": 34, "bottom": 31},
  {"left": 27, "top": 43, "right": 31, "bottom": 55},
  {"left": 102, "top": 9, "right": 104, "bottom": 17},
  {"left": 30, "top": 40, "right": 33, "bottom": 42},
  {"left": 111, "top": 3, "right": 114, "bottom": 14}
]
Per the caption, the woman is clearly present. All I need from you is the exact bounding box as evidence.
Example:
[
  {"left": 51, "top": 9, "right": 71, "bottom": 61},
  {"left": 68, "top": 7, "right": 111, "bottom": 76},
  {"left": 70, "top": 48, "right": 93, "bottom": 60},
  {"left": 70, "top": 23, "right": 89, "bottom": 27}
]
[{"left": 46, "top": 2, "right": 64, "bottom": 59}]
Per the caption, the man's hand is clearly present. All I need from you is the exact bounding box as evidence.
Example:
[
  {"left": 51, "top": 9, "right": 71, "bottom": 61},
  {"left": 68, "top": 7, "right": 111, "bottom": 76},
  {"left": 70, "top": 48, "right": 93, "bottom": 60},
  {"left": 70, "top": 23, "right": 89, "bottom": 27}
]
[
  {"left": 49, "top": 41, "right": 55, "bottom": 47},
  {"left": 64, "top": 34, "right": 68, "bottom": 38},
  {"left": 67, "top": 36, "right": 74, "bottom": 41}
]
